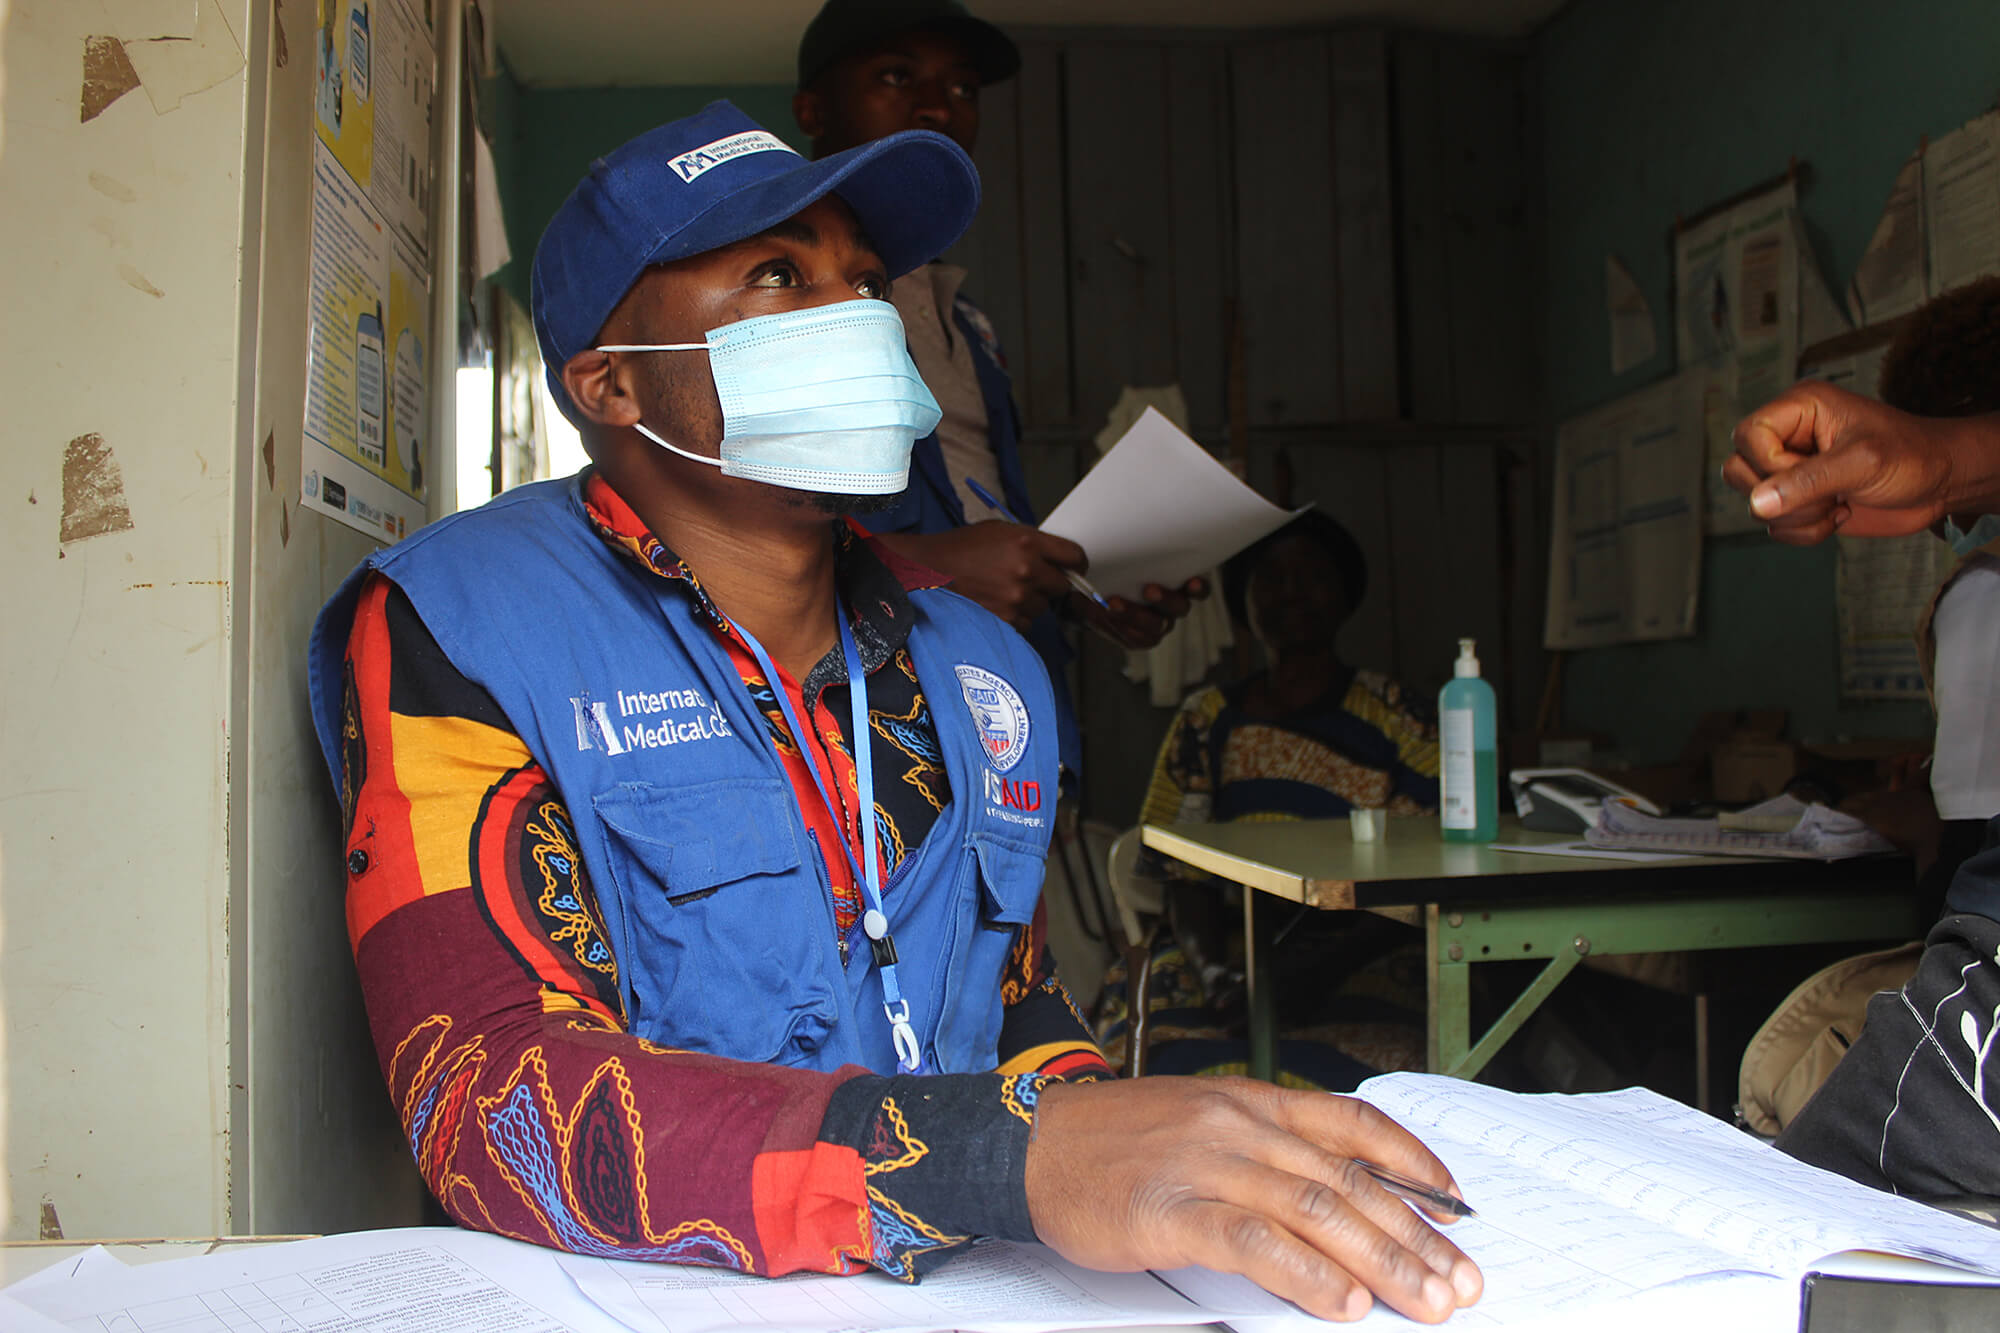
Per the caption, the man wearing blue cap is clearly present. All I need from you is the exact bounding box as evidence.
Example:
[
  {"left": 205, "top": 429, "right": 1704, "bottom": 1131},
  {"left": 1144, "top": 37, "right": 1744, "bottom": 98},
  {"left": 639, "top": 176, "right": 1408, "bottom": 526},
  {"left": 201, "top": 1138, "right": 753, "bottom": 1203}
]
[
  {"left": 792, "top": 0, "right": 1206, "bottom": 781},
  {"left": 306, "top": 102, "right": 1479, "bottom": 1324}
]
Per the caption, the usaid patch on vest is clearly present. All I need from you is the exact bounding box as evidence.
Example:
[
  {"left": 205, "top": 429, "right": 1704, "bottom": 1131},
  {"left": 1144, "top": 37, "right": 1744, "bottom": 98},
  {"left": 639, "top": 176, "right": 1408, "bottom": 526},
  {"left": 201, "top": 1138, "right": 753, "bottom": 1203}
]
[
  {"left": 955, "top": 664, "right": 1031, "bottom": 773},
  {"left": 670, "top": 131, "right": 798, "bottom": 183}
]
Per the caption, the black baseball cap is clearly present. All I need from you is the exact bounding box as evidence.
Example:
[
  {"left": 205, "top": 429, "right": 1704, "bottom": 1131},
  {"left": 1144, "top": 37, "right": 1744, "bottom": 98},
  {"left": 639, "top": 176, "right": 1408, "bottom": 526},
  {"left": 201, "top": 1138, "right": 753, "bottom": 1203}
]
[{"left": 797, "top": 0, "right": 1021, "bottom": 90}]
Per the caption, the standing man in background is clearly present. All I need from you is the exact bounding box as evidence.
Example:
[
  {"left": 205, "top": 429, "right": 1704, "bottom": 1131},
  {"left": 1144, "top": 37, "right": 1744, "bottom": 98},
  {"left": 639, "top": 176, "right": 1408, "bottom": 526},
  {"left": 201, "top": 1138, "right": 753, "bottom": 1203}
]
[{"left": 792, "top": 0, "right": 1204, "bottom": 777}]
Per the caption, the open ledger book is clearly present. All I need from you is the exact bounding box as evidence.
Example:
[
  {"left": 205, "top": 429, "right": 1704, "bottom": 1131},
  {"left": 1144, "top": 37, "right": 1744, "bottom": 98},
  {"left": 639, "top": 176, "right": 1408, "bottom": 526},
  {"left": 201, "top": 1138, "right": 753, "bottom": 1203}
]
[
  {"left": 555, "top": 1073, "right": 2000, "bottom": 1331},
  {"left": 1165, "top": 1072, "right": 2000, "bottom": 1330},
  {"left": 12, "top": 1074, "right": 1999, "bottom": 1333}
]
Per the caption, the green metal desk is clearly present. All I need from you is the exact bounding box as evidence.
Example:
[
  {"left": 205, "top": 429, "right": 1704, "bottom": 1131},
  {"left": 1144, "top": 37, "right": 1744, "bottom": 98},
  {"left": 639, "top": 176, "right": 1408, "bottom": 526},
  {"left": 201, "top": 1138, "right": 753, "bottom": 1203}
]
[{"left": 1139, "top": 817, "right": 1921, "bottom": 1089}]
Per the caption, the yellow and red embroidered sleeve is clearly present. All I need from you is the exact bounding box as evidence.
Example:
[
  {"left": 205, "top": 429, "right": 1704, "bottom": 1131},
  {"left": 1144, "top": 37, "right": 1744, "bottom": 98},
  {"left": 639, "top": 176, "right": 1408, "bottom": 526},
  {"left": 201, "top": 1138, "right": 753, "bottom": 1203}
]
[{"left": 340, "top": 573, "right": 1099, "bottom": 1279}]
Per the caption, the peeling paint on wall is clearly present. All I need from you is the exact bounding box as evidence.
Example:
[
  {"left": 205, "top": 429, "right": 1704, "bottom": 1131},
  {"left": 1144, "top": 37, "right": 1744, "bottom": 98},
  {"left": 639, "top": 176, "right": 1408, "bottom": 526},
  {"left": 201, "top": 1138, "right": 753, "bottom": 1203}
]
[
  {"left": 81, "top": 2, "right": 247, "bottom": 123},
  {"left": 280, "top": 499, "right": 291, "bottom": 547},
  {"left": 275, "top": 0, "right": 290, "bottom": 69},
  {"left": 263, "top": 429, "right": 277, "bottom": 489},
  {"left": 61, "top": 434, "right": 136, "bottom": 545},
  {"left": 81, "top": 36, "right": 142, "bottom": 123},
  {"left": 117, "top": 264, "right": 165, "bottom": 298},
  {"left": 125, "top": 1, "right": 246, "bottom": 115}
]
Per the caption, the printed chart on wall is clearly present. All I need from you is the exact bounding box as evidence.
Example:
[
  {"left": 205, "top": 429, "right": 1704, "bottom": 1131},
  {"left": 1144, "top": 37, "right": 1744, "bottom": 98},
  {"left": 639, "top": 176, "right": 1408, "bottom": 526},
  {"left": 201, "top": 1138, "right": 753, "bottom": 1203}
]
[
  {"left": 1545, "top": 368, "right": 1706, "bottom": 650},
  {"left": 1674, "top": 179, "right": 1850, "bottom": 536},
  {"left": 1798, "top": 333, "right": 1956, "bottom": 700},
  {"left": 301, "top": 0, "right": 437, "bottom": 541}
]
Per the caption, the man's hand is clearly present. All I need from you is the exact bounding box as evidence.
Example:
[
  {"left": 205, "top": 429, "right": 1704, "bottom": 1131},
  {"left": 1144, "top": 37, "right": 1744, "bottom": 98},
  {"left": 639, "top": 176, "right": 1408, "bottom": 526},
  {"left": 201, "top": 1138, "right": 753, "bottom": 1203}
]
[
  {"left": 1724, "top": 382, "right": 2000, "bottom": 545},
  {"left": 1025, "top": 1077, "right": 1482, "bottom": 1324},
  {"left": 1073, "top": 576, "right": 1210, "bottom": 651},
  {"left": 875, "top": 522, "right": 1088, "bottom": 631}
]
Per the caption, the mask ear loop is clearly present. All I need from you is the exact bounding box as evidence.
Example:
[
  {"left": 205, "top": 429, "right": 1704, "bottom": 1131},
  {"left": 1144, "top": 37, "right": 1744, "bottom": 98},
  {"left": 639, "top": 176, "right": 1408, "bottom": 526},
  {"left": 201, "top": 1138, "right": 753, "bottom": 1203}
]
[{"left": 593, "top": 343, "right": 723, "bottom": 469}]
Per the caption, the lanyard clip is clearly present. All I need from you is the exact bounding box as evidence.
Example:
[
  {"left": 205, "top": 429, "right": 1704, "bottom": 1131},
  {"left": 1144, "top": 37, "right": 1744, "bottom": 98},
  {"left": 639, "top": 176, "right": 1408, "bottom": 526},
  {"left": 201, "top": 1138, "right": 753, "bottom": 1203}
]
[{"left": 885, "top": 999, "right": 924, "bottom": 1073}]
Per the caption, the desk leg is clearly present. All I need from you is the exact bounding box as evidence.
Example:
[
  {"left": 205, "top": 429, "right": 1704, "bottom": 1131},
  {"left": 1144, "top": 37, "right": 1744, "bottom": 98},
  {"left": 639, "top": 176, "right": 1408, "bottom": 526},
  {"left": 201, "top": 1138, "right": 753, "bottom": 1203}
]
[
  {"left": 1244, "top": 887, "right": 1278, "bottom": 1083},
  {"left": 1426, "top": 906, "right": 1471, "bottom": 1075}
]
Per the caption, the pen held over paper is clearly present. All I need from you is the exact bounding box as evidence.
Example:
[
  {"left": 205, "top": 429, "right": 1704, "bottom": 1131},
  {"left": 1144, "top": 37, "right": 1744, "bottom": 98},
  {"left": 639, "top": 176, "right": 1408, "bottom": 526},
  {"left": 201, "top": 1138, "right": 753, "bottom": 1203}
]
[
  {"left": 1355, "top": 1159, "right": 1478, "bottom": 1218},
  {"left": 963, "top": 476, "right": 1112, "bottom": 610}
]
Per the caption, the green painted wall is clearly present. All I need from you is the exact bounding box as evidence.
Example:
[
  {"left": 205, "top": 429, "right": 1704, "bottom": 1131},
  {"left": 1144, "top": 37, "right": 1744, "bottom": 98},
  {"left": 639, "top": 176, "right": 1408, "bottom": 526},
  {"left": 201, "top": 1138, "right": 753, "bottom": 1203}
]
[
  {"left": 483, "top": 71, "right": 798, "bottom": 309},
  {"left": 1538, "top": 0, "right": 2000, "bottom": 763}
]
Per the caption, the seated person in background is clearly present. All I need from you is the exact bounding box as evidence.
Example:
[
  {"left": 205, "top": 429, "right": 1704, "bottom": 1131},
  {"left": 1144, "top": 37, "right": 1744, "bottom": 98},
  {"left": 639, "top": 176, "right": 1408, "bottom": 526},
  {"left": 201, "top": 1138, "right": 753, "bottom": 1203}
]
[
  {"left": 1727, "top": 377, "right": 2000, "bottom": 1197},
  {"left": 1104, "top": 512, "right": 1438, "bottom": 1079},
  {"left": 1140, "top": 509, "right": 1438, "bottom": 831},
  {"left": 306, "top": 103, "right": 1479, "bottom": 1323},
  {"left": 1871, "top": 277, "right": 2000, "bottom": 909}
]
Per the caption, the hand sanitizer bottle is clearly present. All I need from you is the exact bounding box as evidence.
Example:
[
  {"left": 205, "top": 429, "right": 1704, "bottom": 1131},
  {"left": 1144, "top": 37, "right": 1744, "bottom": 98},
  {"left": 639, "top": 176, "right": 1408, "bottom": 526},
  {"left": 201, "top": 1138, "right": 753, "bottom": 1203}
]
[{"left": 1439, "top": 638, "right": 1498, "bottom": 842}]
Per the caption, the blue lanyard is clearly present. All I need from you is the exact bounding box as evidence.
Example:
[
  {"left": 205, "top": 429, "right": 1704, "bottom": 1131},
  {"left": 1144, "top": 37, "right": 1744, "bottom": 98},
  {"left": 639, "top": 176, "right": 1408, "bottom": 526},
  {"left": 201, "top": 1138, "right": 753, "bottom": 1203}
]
[{"left": 733, "top": 609, "right": 924, "bottom": 1074}]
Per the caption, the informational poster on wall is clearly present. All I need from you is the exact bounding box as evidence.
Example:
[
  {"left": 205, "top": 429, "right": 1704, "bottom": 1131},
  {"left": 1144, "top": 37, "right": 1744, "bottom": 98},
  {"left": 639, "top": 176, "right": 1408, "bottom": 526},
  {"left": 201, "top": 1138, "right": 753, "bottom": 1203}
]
[
  {"left": 1924, "top": 110, "right": 2000, "bottom": 298},
  {"left": 1544, "top": 369, "right": 1707, "bottom": 650},
  {"left": 301, "top": 0, "right": 436, "bottom": 541},
  {"left": 1675, "top": 180, "right": 1851, "bottom": 535},
  {"left": 1798, "top": 332, "right": 1955, "bottom": 700}
]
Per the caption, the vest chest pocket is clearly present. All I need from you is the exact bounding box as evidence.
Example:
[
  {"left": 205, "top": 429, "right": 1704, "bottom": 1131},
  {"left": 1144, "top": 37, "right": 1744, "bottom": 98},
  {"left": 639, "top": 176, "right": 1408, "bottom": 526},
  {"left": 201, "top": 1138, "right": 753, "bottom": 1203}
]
[
  {"left": 591, "top": 779, "right": 837, "bottom": 1064},
  {"left": 930, "top": 833, "right": 1047, "bottom": 1072}
]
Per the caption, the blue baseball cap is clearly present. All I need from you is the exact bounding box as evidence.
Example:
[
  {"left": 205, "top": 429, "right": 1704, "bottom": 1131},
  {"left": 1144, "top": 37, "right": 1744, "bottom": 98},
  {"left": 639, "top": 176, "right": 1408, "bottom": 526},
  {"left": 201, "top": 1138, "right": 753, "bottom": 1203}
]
[{"left": 531, "top": 99, "right": 980, "bottom": 422}]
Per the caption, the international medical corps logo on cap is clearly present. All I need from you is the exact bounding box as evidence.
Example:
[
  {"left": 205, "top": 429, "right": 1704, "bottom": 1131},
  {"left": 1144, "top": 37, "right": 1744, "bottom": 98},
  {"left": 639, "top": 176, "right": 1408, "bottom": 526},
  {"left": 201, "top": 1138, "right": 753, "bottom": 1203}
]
[
  {"left": 669, "top": 130, "right": 799, "bottom": 183},
  {"left": 954, "top": 664, "right": 1030, "bottom": 773}
]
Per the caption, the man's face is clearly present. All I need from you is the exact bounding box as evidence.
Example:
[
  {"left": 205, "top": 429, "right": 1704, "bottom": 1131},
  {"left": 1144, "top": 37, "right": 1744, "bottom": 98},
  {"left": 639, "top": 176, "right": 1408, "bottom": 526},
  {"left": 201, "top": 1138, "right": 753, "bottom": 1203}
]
[
  {"left": 579, "top": 195, "right": 902, "bottom": 514},
  {"left": 796, "top": 29, "right": 981, "bottom": 156}
]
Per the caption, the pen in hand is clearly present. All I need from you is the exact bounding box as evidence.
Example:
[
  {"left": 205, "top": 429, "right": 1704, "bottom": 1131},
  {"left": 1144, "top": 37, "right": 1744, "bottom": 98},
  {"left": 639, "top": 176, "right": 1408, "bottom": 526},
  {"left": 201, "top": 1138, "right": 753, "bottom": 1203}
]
[
  {"left": 1354, "top": 1160, "right": 1478, "bottom": 1219},
  {"left": 962, "top": 477, "right": 1111, "bottom": 610}
]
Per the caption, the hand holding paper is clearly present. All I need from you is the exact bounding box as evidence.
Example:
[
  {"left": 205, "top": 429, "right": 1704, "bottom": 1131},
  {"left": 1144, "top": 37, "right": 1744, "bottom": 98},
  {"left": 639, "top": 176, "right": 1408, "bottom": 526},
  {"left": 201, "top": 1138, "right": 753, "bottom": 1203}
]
[{"left": 1040, "top": 407, "right": 1306, "bottom": 603}]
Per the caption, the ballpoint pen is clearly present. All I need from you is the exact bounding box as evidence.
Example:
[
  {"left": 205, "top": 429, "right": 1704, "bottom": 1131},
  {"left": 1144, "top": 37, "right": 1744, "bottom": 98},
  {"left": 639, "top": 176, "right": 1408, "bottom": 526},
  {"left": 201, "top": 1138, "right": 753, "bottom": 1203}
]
[
  {"left": 1354, "top": 1160, "right": 1478, "bottom": 1219},
  {"left": 962, "top": 476, "right": 1112, "bottom": 610}
]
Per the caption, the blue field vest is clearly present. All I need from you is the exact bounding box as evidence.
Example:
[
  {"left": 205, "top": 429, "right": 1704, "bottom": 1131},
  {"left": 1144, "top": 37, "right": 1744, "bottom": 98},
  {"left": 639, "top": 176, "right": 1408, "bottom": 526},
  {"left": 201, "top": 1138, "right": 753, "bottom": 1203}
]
[
  {"left": 307, "top": 477, "right": 1059, "bottom": 1077},
  {"left": 860, "top": 296, "right": 1081, "bottom": 778}
]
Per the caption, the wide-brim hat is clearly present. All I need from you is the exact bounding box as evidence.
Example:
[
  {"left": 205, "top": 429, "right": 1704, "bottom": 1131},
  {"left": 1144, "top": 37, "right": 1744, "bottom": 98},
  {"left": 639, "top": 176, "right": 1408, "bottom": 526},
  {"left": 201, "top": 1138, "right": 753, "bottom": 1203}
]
[{"left": 531, "top": 99, "right": 979, "bottom": 421}]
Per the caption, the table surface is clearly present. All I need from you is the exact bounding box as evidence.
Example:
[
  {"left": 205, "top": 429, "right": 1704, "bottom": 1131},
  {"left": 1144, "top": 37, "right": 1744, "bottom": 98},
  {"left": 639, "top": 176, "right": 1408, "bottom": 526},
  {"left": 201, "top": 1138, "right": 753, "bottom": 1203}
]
[{"left": 1141, "top": 816, "right": 1913, "bottom": 909}]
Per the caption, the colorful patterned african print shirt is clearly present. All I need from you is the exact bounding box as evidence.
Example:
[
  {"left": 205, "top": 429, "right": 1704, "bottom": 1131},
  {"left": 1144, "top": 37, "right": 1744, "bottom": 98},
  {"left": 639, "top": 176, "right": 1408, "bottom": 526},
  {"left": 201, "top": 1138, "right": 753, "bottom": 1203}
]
[{"left": 338, "top": 469, "right": 1107, "bottom": 1282}]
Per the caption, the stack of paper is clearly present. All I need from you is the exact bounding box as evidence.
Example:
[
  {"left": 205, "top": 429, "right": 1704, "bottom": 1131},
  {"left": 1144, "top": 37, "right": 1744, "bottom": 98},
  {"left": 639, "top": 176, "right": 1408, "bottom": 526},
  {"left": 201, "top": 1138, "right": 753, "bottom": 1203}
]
[{"left": 1586, "top": 794, "right": 1895, "bottom": 861}]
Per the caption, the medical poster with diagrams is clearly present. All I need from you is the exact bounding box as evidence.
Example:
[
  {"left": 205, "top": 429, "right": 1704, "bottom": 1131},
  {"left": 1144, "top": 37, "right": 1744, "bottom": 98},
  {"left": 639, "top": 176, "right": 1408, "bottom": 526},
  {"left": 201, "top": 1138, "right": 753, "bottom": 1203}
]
[
  {"left": 1797, "top": 333, "right": 1956, "bottom": 700},
  {"left": 1545, "top": 369, "right": 1706, "bottom": 650},
  {"left": 1676, "top": 180, "right": 1850, "bottom": 535},
  {"left": 302, "top": 0, "right": 436, "bottom": 541}
]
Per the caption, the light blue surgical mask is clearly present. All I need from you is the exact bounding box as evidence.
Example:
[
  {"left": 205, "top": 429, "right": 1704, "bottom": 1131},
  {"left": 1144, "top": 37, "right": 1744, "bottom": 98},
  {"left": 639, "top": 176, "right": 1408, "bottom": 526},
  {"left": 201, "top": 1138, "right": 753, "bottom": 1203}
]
[
  {"left": 598, "top": 300, "right": 940, "bottom": 495},
  {"left": 1947, "top": 512, "right": 2000, "bottom": 559}
]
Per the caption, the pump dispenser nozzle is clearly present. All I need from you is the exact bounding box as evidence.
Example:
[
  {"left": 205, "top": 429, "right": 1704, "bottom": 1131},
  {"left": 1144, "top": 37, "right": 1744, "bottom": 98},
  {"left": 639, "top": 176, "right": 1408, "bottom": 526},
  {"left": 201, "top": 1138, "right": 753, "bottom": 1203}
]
[{"left": 1454, "top": 637, "right": 1481, "bottom": 679}]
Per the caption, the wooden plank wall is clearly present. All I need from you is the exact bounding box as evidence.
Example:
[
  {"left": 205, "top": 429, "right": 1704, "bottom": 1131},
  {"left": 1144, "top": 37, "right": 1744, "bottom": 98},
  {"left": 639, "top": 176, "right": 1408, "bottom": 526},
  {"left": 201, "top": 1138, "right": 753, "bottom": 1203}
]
[{"left": 947, "top": 28, "right": 1547, "bottom": 827}]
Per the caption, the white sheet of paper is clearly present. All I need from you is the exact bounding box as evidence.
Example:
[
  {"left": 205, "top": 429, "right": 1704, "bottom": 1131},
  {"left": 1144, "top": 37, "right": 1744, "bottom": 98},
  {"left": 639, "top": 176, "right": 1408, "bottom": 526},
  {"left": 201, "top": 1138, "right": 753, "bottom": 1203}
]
[
  {"left": 1848, "top": 149, "right": 1928, "bottom": 325},
  {"left": 1488, "top": 841, "right": 1696, "bottom": 863},
  {"left": 1926, "top": 111, "right": 2000, "bottom": 296},
  {"left": 1605, "top": 255, "right": 1657, "bottom": 375},
  {"left": 8, "top": 1227, "right": 622, "bottom": 1332},
  {"left": 0, "top": 1292, "right": 71, "bottom": 1332},
  {"left": 560, "top": 1239, "right": 1239, "bottom": 1333},
  {"left": 2, "top": 1243, "right": 127, "bottom": 1293},
  {"left": 1039, "top": 407, "right": 1303, "bottom": 601}
]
